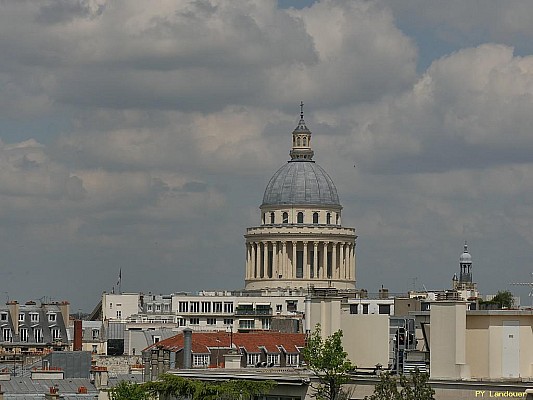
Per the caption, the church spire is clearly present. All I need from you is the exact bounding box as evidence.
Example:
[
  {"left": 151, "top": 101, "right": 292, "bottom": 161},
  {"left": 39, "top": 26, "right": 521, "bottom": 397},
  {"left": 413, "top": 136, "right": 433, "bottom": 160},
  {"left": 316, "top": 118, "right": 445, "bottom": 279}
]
[{"left": 290, "top": 101, "right": 314, "bottom": 161}]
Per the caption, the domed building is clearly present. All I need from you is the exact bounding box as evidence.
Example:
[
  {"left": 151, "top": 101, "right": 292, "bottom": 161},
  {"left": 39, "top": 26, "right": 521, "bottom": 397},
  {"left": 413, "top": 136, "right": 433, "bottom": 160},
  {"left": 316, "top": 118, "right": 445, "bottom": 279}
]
[{"left": 244, "top": 105, "right": 357, "bottom": 291}]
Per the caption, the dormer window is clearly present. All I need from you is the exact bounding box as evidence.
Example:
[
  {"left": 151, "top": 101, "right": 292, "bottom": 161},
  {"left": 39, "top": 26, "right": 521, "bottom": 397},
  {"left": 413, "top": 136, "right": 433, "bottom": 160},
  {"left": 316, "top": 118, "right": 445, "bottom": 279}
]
[
  {"left": 18, "top": 313, "right": 24, "bottom": 322},
  {"left": 48, "top": 313, "right": 56, "bottom": 323}
]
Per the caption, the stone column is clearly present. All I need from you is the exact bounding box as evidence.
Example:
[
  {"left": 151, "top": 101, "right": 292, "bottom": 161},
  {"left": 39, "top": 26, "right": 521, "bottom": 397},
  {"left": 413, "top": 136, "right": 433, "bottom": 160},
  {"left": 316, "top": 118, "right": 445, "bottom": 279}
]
[
  {"left": 290, "top": 241, "right": 296, "bottom": 279},
  {"left": 349, "top": 244, "right": 355, "bottom": 280},
  {"left": 332, "top": 242, "right": 337, "bottom": 279},
  {"left": 353, "top": 243, "right": 356, "bottom": 282},
  {"left": 313, "top": 242, "right": 318, "bottom": 279},
  {"left": 245, "top": 243, "right": 250, "bottom": 279},
  {"left": 303, "top": 242, "right": 309, "bottom": 279},
  {"left": 251, "top": 242, "right": 257, "bottom": 278},
  {"left": 322, "top": 242, "right": 328, "bottom": 279},
  {"left": 263, "top": 241, "right": 269, "bottom": 279},
  {"left": 281, "top": 241, "right": 287, "bottom": 279},
  {"left": 272, "top": 241, "right": 278, "bottom": 278},
  {"left": 339, "top": 243, "right": 345, "bottom": 280}
]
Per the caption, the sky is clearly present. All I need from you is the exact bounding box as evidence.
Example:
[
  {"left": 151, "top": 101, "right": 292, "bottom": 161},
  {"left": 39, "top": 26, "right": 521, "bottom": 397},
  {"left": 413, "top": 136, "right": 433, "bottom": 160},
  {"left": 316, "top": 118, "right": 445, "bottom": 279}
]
[{"left": 2, "top": 0, "right": 533, "bottom": 311}]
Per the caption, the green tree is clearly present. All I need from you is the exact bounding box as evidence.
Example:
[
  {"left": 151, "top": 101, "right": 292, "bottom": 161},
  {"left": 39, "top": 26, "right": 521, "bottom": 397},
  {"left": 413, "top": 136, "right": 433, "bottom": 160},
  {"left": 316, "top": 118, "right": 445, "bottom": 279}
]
[
  {"left": 144, "top": 373, "right": 276, "bottom": 400},
  {"left": 109, "top": 380, "right": 152, "bottom": 400},
  {"left": 366, "top": 370, "right": 435, "bottom": 400},
  {"left": 302, "top": 324, "right": 354, "bottom": 400},
  {"left": 491, "top": 290, "right": 514, "bottom": 309}
]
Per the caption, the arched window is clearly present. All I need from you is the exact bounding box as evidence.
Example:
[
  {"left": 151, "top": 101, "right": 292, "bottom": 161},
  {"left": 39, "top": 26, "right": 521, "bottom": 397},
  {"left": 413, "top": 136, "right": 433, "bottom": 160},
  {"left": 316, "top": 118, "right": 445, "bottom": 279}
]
[
  {"left": 282, "top": 212, "right": 289, "bottom": 224},
  {"left": 297, "top": 212, "right": 304, "bottom": 223},
  {"left": 336, "top": 213, "right": 339, "bottom": 225},
  {"left": 262, "top": 213, "right": 265, "bottom": 224},
  {"left": 303, "top": 137, "right": 307, "bottom": 146},
  {"left": 270, "top": 212, "right": 275, "bottom": 224},
  {"left": 297, "top": 137, "right": 301, "bottom": 146},
  {"left": 326, "top": 213, "right": 331, "bottom": 225},
  {"left": 313, "top": 212, "right": 319, "bottom": 224}
]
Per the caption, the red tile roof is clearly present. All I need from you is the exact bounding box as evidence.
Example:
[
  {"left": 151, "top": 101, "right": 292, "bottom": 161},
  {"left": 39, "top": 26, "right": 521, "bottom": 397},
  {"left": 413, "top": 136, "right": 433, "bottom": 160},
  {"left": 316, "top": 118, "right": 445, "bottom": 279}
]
[{"left": 145, "top": 331, "right": 305, "bottom": 355}]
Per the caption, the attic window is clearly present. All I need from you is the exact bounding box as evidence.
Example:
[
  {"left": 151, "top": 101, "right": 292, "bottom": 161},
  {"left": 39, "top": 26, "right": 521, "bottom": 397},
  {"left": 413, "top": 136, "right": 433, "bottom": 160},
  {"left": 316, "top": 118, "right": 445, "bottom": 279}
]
[
  {"left": 286, "top": 353, "right": 299, "bottom": 366},
  {"left": 247, "top": 353, "right": 260, "bottom": 366},
  {"left": 267, "top": 353, "right": 279, "bottom": 366}
]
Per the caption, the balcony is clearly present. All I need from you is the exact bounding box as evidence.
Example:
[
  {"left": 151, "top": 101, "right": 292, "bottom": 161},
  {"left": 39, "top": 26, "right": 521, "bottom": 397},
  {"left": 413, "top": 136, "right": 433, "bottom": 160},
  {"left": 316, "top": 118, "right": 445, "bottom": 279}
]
[{"left": 235, "top": 307, "right": 272, "bottom": 316}]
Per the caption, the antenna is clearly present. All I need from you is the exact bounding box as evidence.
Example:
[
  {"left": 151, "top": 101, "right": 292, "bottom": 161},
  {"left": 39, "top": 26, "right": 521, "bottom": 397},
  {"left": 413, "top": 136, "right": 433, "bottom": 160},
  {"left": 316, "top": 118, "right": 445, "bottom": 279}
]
[{"left": 510, "top": 272, "right": 533, "bottom": 308}]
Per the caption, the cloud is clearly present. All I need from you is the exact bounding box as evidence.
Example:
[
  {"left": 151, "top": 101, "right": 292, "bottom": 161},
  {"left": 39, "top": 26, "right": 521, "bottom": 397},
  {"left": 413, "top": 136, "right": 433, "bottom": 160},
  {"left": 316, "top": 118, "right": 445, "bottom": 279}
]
[{"left": 2, "top": 1, "right": 533, "bottom": 307}]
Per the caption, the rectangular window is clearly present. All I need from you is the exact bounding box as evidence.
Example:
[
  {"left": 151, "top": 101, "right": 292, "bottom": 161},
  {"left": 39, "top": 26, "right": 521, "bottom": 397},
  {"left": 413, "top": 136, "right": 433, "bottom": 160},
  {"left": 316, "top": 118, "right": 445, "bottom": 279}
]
[
  {"left": 190, "top": 302, "right": 200, "bottom": 313},
  {"left": 20, "top": 328, "right": 28, "bottom": 342},
  {"left": 239, "top": 320, "right": 255, "bottom": 329},
  {"left": 164, "top": 304, "right": 170, "bottom": 311},
  {"left": 213, "top": 302, "right": 223, "bottom": 313},
  {"left": 286, "top": 353, "right": 299, "bottom": 366},
  {"left": 48, "top": 313, "right": 56, "bottom": 322},
  {"left": 92, "top": 345, "right": 98, "bottom": 354},
  {"left": 276, "top": 304, "right": 282, "bottom": 312},
  {"left": 261, "top": 318, "right": 271, "bottom": 330},
  {"left": 92, "top": 329, "right": 100, "bottom": 340},
  {"left": 350, "top": 304, "right": 358, "bottom": 314},
  {"left": 378, "top": 304, "right": 391, "bottom": 315},
  {"left": 223, "top": 318, "right": 233, "bottom": 325},
  {"left": 193, "top": 354, "right": 210, "bottom": 367},
  {"left": 362, "top": 304, "right": 369, "bottom": 314},
  {"left": 116, "top": 310, "right": 122, "bottom": 319},
  {"left": 178, "top": 301, "right": 188, "bottom": 313},
  {"left": 247, "top": 353, "right": 260, "bottom": 366},
  {"left": 0, "top": 313, "right": 7, "bottom": 321},
  {"left": 156, "top": 304, "right": 161, "bottom": 311},
  {"left": 51, "top": 328, "right": 61, "bottom": 340},
  {"left": 147, "top": 304, "right": 153, "bottom": 312},
  {"left": 34, "top": 328, "right": 43, "bottom": 343},
  {"left": 177, "top": 318, "right": 186, "bottom": 327},
  {"left": 223, "top": 302, "right": 233, "bottom": 313},
  {"left": 18, "top": 313, "right": 24, "bottom": 322},
  {"left": 201, "top": 302, "right": 211, "bottom": 313},
  {"left": 189, "top": 317, "right": 200, "bottom": 325},
  {"left": 267, "top": 353, "right": 279, "bottom": 366},
  {"left": 207, "top": 318, "right": 217, "bottom": 325},
  {"left": 2, "top": 328, "right": 11, "bottom": 342},
  {"left": 30, "top": 313, "right": 39, "bottom": 322}
]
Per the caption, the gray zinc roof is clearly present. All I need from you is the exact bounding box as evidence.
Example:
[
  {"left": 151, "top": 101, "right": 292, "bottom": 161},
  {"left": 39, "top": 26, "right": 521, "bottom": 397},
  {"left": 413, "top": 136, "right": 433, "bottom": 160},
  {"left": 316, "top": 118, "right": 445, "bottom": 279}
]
[{"left": 262, "top": 160, "right": 340, "bottom": 207}]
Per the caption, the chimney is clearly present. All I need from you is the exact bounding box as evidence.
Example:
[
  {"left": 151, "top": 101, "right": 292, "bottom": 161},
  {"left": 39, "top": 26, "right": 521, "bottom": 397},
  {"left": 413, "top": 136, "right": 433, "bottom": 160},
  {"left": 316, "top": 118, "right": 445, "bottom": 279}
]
[
  {"left": 58, "top": 301, "right": 70, "bottom": 328},
  {"left": 44, "top": 386, "right": 60, "bottom": 400},
  {"left": 183, "top": 328, "right": 192, "bottom": 369},
  {"left": 6, "top": 301, "right": 19, "bottom": 335},
  {"left": 73, "top": 320, "right": 83, "bottom": 351}
]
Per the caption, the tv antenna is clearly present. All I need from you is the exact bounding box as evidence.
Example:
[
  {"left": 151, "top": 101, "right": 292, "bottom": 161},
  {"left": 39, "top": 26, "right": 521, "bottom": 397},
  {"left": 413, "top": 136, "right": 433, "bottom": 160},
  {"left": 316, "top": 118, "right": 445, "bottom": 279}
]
[{"left": 510, "top": 272, "right": 533, "bottom": 308}]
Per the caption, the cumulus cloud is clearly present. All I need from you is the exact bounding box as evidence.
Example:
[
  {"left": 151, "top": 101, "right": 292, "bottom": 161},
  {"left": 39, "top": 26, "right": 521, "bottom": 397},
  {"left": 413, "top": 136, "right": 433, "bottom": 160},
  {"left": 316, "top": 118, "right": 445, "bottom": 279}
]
[{"left": 1, "top": 0, "right": 533, "bottom": 306}]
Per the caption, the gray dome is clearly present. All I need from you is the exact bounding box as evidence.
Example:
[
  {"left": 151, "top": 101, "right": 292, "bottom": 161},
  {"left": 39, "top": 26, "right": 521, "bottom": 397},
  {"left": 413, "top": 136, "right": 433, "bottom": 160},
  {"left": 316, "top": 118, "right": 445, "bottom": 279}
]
[{"left": 262, "top": 160, "right": 340, "bottom": 207}]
